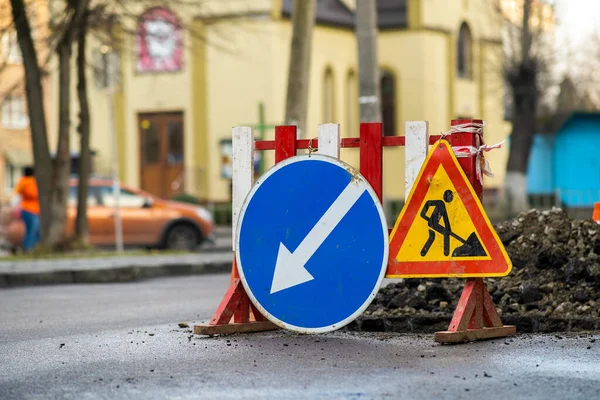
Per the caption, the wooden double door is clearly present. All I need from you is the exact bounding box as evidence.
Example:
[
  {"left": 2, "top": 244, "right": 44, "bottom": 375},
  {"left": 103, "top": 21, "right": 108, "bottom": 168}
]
[{"left": 139, "top": 112, "right": 185, "bottom": 199}]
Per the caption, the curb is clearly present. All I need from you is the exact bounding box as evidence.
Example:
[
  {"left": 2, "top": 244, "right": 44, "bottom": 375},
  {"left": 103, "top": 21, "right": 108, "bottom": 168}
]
[{"left": 0, "top": 259, "right": 232, "bottom": 288}]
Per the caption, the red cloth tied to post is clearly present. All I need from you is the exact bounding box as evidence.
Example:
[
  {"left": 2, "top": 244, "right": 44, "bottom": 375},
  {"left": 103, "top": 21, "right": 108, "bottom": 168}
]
[{"left": 452, "top": 141, "right": 504, "bottom": 183}]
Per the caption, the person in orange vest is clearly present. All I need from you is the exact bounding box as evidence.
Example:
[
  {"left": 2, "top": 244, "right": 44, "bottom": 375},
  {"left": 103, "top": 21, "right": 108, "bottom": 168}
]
[{"left": 14, "top": 166, "right": 40, "bottom": 252}]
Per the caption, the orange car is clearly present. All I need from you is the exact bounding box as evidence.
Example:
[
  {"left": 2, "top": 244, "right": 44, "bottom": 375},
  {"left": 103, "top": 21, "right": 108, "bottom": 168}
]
[{"left": 1, "top": 179, "right": 215, "bottom": 252}]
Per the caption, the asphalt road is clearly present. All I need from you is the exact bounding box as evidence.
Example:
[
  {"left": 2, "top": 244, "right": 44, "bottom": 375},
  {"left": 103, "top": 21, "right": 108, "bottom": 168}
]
[{"left": 1, "top": 275, "right": 599, "bottom": 400}]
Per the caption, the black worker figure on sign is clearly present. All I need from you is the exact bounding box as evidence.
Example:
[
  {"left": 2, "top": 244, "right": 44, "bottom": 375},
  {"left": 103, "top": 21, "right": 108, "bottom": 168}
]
[{"left": 419, "top": 189, "right": 487, "bottom": 258}]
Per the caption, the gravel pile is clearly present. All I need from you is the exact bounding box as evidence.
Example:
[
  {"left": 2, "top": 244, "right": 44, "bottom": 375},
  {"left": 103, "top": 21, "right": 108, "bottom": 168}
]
[{"left": 354, "top": 208, "right": 600, "bottom": 333}]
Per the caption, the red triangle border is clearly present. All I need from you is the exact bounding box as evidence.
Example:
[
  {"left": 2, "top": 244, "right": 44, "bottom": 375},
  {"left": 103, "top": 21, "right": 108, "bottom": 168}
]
[{"left": 386, "top": 140, "right": 512, "bottom": 278}]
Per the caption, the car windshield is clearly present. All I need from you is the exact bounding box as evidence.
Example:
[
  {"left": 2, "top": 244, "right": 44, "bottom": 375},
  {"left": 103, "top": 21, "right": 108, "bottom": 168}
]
[
  {"left": 68, "top": 186, "right": 147, "bottom": 208},
  {"left": 96, "top": 186, "right": 147, "bottom": 208},
  {"left": 68, "top": 186, "right": 100, "bottom": 207}
]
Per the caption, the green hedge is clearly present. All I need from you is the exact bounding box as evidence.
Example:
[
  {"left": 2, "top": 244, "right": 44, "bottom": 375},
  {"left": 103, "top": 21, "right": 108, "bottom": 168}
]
[
  {"left": 171, "top": 193, "right": 233, "bottom": 226},
  {"left": 212, "top": 203, "right": 233, "bottom": 226},
  {"left": 171, "top": 193, "right": 202, "bottom": 205}
]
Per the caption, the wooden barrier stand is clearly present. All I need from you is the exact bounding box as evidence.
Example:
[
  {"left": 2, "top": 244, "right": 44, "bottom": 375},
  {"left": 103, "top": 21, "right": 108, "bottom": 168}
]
[
  {"left": 193, "top": 126, "right": 277, "bottom": 336},
  {"left": 195, "top": 119, "right": 515, "bottom": 344},
  {"left": 434, "top": 120, "right": 516, "bottom": 343},
  {"left": 195, "top": 122, "right": 438, "bottom": 335}
]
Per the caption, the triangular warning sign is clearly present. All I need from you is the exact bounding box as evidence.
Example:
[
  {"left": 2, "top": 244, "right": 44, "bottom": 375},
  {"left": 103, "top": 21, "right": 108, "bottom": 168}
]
[{"left": 387, "top": 140, "right": 512, "bottom": 278}]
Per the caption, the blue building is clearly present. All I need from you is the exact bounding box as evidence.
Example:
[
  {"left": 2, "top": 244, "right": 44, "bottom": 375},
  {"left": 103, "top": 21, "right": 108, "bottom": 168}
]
[{"left": 527, "top": 112, "right": 600, "bottom": 208}]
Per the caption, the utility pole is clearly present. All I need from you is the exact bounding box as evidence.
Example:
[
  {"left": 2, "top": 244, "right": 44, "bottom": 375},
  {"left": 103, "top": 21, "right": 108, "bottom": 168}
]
[
  {"left": 284, "top": 0, "right": 317, "bottom": 138},
  {"left": 102, "top": 44, "right": 123, "bottom": 253},
  {"left": 355, "top": 0, "right": 381, "bottom": 122}
]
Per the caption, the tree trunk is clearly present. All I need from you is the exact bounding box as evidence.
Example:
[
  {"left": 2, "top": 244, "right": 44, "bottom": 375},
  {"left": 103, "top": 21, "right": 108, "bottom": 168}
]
[
  {"left": 503, "top": 0, "right": 536, "bottom": 217},
  {"left": 10, "top": 0, "right": 53, "bottom": 242},
  {"left": 47, "top": 40, "right": 73, "bottom": 247},
  {"left": 284, "top": 0, "right": 316, "bottom": 138},
  {"left": 45, "top": 0, "right": 90, "bottom": 249},
  {"left": 503, "top": 71, "right": 537, "bottom": 215},
  {"left": 504, "top": 98, "right": 536, "bottom": 215},
  {"left": 355, "top": 0, "right": 381, "bottom": 122},
  {"left": 75, "top": 10, "right": 91, "bottom": 243}
]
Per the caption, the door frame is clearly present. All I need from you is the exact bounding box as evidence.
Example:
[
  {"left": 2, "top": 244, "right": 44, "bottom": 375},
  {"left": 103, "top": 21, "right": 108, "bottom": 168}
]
[{"left": 138, "top": 111, "right": 185, "bottom": 199}]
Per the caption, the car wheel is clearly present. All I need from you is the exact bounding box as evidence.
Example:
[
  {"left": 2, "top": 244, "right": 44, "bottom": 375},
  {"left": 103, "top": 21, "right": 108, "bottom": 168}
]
[{"left": 164, "top": 224, "right": 200, "bottom": 251}]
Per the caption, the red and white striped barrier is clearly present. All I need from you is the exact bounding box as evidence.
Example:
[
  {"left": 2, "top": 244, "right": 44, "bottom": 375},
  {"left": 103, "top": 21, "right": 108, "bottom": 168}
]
[{"left": 194, "top": 119, "right": 511, "bottom": 344}]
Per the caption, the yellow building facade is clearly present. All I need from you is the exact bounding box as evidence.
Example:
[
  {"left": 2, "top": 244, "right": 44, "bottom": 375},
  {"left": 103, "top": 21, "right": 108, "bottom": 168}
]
[{"left": 50, "top": 0, "right": 511, "bottom": 214}]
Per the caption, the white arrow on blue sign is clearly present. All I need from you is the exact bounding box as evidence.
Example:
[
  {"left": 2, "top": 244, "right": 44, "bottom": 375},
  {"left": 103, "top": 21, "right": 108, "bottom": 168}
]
[{"left": 236, "top": 154, "right": 389, "bottom": 333}]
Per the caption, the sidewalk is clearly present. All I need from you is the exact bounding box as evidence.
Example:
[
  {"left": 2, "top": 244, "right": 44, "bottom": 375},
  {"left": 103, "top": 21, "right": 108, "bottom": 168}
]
[{"left": 0, "top": 227, "right": 234, "bottom": 288}]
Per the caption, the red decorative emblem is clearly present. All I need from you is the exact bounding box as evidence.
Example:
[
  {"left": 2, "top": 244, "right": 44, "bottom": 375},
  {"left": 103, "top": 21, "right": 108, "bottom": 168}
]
[{"left": 136, "top": 7, "right": 183, "bottom": 73}]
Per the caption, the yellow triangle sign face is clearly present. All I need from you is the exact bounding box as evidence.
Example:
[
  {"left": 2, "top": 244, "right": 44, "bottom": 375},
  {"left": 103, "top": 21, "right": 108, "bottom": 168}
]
[
  {"left": 397, "top": 164, "right": 491, "bottom": 262},
  {"left": 386, "top": 140, "right": 512, "bottom": 278}
]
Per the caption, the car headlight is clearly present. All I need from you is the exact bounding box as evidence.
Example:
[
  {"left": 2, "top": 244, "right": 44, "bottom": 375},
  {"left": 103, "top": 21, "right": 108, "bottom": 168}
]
[{"left": 196, "top": 207, "right": 214, "bottom": 223}]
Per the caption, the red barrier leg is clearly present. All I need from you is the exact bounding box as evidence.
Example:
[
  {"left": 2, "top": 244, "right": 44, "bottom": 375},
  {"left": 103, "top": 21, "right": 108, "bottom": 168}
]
[
  {"left": 434, "top": 278, "right": 515, "bottom": 343},
  {"left": 434, "top": 120, "right": 516, "bottom": 344},
  {"left": 194, "top": 126, "right": 298, "bottom": 336},
  {"left": 194, "top": 258, "right": 278, "bottom": 335}
]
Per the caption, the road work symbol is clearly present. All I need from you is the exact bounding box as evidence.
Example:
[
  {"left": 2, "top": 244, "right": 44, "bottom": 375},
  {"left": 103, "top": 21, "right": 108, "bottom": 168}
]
[
  {"left": 236, "top": 154, "right": 388, "bottom": 333},
  {"left": 419, "top": 189, "right": 486, "bottom": 258},
  {"left": 387, "top": 140, "right": 512, "bottom": 278}
]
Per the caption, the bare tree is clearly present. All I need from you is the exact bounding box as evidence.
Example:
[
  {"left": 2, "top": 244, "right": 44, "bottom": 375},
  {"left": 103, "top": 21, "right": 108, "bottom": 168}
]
[
  {"left": 355, "top": 0, "right": 381, "bottom": 122},
  {"left": 557, "top": 32, "right": 600, "bottom": 110},
  {"left": 75, "top": 8, "right": 91, "bottom": 243},
  {"left": 0, "top": 23, "right": 26, "bottom": 113},
  {"left": 284, "top": 0, "right": 316, "bottom": 137},
  {"left": 47, "top": 0, "right": 90, "bottom": 248},
  {"left": 8, "top": 0, "right": 253, "bottom": 249},
  {"left": 69, "top": 0, "right": 224, "bottom": 247},
  {"left": 501, "top": 0, "right": 555, "bottom": 216},
  {"left": 9, "top": 0, "right": 90, "bottom": 250},
  {"left": 555, "top": 75, "right": 592, "bottom": 112},
  {"left": 9, "top": 0, "right": 53, "bottom": 246}
]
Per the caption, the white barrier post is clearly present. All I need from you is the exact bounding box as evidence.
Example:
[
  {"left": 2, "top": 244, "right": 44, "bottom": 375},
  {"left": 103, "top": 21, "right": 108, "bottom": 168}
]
[
  {"left": 405, "top": 121, "right": 429, "bottom": 199},
  {"left": 318, "top": 123, "right": 341, "bottom": 159},
  {"left": 232, "top": 126, "right": 255, "bottom": 251},
  {"left": 194, "top": 125, "right": 279, "bottom": 335}
]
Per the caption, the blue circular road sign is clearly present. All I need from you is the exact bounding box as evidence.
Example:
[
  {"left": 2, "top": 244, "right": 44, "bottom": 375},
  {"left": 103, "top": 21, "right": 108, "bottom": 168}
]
[{"left": 236, "top": 155, "right": 389, "bottom": 333}]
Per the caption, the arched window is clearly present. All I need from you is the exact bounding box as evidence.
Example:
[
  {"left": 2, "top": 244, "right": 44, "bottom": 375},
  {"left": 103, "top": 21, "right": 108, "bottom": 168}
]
[
  {"left": 345, "top": 69, "right": 358, "bottom": 136},
  {"left": 457, "top": 23, "right": 472, "bottom": 79},
  {"left": 380, "top": 70, "right": 396, "bottom": 137},
  {"left": 323, "top": 67, "right": 335, "bottom": 123}
]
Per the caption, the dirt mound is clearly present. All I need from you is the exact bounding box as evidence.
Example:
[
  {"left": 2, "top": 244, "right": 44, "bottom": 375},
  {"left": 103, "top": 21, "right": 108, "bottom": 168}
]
[{"left": 355, "top": 208, "right": 600, "bottom": 333}]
